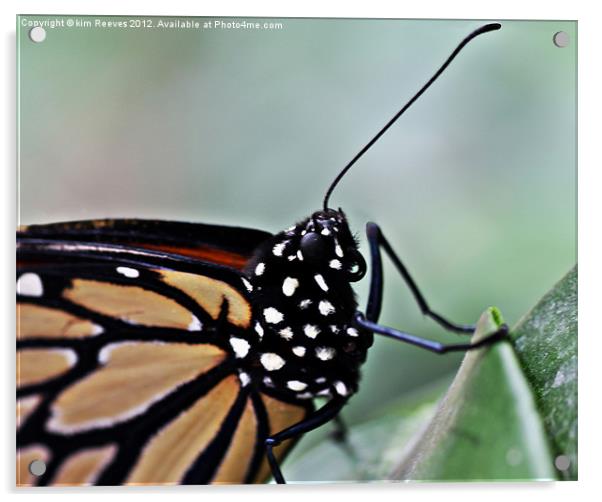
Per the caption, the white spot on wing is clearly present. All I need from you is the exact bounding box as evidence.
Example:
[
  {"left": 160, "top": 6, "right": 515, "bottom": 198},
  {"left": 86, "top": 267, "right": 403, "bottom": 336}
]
[
  {"left": 335, "top": 243, "right": 344, "bottom": 258},
  {"left": 319, "top": 300, "right": 335, "bottom": 316},
  {"left": 238, "top": 372, "right": 251, "bottom": 387},
  {"left": 297, "top": 250, "right": 304, "bottom": 261},
  {"left": 91, "top": 324, "right": 105, "bottom": 335},
  {"left": 61, "top": 349, "right": 78, "bottom": 367},
  {"left": 263, "top": 376, "right": 274, "bottom": 387},
  {"left": 229, "top": 337, "right": 250, "bottom": 358},
  {"left": 314, "top": 274, "right": 329, "bottom": 292},
  {"left": 255, "top": 263, "right": 265, "bottom": 276},
  {"left": 287, "top": 380, "right": 308, "bottom": 391},
  {"left": 255, "top": 322, "right": 264, "bottom": 338},
  {"left": 116, "top": 266, "right": 139, "bottom": 278},
  {"left": 303, "top": 324, "right": 320, "bottom": 339},
  {"left": 98, "top": 342, "right": 153, "bottom": 365},
  {"left": 260, "top": 353, "right": 285, "bottom": 371},
  {"left": 241, "top": 277, "right": 253, "bottom": 292},
  {"left": 292, "top": 346, "right": 306, "bottom": 357},
  {"left": 282, "top": 277, "right": 299, "bottom": 297},
  {"left": 188, "top": 315, "right": 202, "bottom": 331},
  {"left": 17, "top": 273, "right": 43, "bottom": 297},
  {"left": 263, "top": 307, "right": 284, "bottom": 324}
]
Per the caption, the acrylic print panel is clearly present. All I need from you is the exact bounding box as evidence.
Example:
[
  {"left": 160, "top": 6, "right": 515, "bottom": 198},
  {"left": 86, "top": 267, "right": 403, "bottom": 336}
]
[{"left": 16, "top": 16, "right": 577, "bottom": 485}]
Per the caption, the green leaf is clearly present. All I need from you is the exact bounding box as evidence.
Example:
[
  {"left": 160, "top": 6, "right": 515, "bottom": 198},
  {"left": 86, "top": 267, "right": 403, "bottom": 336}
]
[
  {"left": 392, "top": 308, "right": 556, "bottom": 481},
  {"left": 283, "top": 269, "right": 577, "bottom": 482},
  {"left": 511, "top": 266, "right": 578, "bottom": 479},
  {"left": 283, "top": 380, "right": 449, "bottom": 482}
]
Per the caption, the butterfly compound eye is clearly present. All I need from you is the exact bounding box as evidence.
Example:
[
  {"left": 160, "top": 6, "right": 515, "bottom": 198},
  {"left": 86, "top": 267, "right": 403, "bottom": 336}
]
[{"left": 300, "top": 232, "right": 328, "bottom": 263}]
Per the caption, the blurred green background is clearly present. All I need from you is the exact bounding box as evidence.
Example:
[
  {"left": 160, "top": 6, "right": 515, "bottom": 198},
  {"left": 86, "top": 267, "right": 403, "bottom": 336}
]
[{"left": 17, "top": 16, "right": 576, "bottom": 450}]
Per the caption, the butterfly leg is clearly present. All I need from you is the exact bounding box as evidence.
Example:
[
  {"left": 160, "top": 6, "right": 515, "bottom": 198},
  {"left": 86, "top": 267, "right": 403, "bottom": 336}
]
[
  {"left": 329, "top": 414, "right": 360, "bottom": 466},
  {"left": 330, "top": 414, "right": 348, "bottom": 443},
  {"left": 353, "top": 311, "right": 508, "bottom": 353},
  {"left": 266, "top": 397, "right": 348, "bottom": 484},
  {"left": 365, "top": 222, "right": 475, "bottom": 333}
]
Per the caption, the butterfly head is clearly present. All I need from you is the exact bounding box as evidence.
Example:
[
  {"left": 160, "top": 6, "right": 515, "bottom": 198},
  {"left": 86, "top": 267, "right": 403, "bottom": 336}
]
[{"left": 293, "top": 208, "right": 366, "bottom": 282}]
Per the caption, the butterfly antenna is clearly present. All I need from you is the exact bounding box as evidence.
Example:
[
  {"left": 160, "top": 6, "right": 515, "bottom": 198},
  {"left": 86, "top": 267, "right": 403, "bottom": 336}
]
[{"left": 322, "top": 23, "right": 501, "bottom": 210}]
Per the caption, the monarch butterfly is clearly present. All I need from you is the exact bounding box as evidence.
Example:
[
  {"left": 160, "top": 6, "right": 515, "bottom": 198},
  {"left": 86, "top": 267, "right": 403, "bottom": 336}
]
[{"left": 16, "top": 23, "right": 508, "bottom": 486}]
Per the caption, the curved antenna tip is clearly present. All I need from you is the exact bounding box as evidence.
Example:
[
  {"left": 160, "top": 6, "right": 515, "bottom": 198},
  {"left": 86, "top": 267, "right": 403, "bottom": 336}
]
[
  {"left": 482, "top": 22, "right": 502, "bottom": 32},
  {"left": 322, "top": 22, "right": 502, "bottom": 210}
]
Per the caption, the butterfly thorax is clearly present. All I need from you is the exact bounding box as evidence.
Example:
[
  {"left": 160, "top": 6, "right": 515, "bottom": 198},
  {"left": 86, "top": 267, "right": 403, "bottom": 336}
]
[{"left": 236, "top": 209, "right": 373, "bottom": 401}]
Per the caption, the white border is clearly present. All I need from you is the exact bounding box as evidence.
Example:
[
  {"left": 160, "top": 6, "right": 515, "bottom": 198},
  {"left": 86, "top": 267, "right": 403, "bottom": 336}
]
[{"left": 3, "top": 1, "right": 598, "bottom": 501}]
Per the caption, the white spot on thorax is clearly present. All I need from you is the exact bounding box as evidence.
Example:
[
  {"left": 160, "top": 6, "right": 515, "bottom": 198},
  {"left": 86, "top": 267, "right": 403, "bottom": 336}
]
[
  {"left": 260, "top": 353, "right": 286, "bottom": 371},
  {"left": 263, "top": 307, "right": 283, "bottom": 324},
  {"left": 287, "top": 380, "right": 308, "bottom": 391},
  {"left": 329, "top": 259, "right": 342, "bottom": 270},
  {"left": 303, "top": 324, "right": 320, "bottom": 339},
  {"left": 297, "top": 250, "right": 304, "bottom": 261},
  {"left": 229, "top": 337, "right": 250, "bottom": 358},
  {"left": 188, "top": 315, "right": 202, "bottom": 331},
  {"left": 347, "top": 327, "right": 359, "bottom": 337},
  {"left": 278, "top": 327, "right": 293, "bottom": 340},
  {"left": 315, "top": 346, "right": 336, "bottom": 361},
  {"left": 241, "top": 277, "right": 253, "bottom": 292},
  {"left": 255, "top": 263, "right": 265, "bottom": 276},
  {"left": 272, "top": 241, "right": 287, "bottom": 257},
  {"left": 282, "top": 277, "right": 299, "bottom": 297},
  {"left": 17, "top": 273, "right": 43, "bottom": 297},
  {"left": 319, "top": 300, "right": 335, "bottom": 316},
  {"left": 299, "top": 299, "right": 312, "bottom": 309},
  {"left": 292, "top": 346, "right": 306, "bottom": 357},
  {"left": 334, "top": 381, "right": 349, "bottom": 396},
  {"left": 314, "top": 274, "right": 329, "bottom": 292},
  {"left": 321, "top": 228, "right": 331, "bottom": 236},
  {"left": 116, "top": 266, "right": 139, "bottom": 278}
]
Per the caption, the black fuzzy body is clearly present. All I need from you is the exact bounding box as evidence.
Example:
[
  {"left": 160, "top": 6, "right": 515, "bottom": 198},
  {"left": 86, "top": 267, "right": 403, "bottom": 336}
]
[{"left": 240, "top": 209, "right": 373, "bottom": 401}]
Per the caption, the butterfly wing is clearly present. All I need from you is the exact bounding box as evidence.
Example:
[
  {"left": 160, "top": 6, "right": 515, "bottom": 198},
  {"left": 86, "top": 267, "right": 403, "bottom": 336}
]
[
  {"left": 18, "top": 218, "right": 273, "bottom": 270},
  {"left": 17, "top": 220, "right": 313, "bottom": 486}
]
